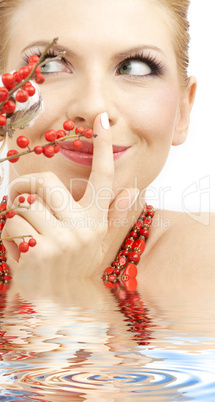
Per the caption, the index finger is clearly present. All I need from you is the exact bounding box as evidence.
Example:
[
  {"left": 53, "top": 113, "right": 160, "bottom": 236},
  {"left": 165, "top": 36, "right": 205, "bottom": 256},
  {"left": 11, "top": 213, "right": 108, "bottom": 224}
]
[{"left": 80, "top": 112, "right": 115, "bottom": 214}]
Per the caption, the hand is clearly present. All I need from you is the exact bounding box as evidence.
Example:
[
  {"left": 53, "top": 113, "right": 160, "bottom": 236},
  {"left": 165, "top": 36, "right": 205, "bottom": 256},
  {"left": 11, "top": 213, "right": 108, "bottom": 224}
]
[{"left": 2, "top": 113, "right": 139, "bottom": 283}]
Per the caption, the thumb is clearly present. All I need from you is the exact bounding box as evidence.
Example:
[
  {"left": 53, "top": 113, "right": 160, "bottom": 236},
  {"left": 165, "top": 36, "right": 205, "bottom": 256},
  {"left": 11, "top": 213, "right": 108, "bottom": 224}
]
[
  {"left": 109, "top": 188, "right": 140, "bottom": 219},
  {"left": 105, "top": 188, "right": 139, "bottom": 245}
]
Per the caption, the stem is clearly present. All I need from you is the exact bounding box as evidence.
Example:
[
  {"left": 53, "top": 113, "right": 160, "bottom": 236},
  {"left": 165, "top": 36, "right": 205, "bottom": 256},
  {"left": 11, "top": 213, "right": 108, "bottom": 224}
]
[
  {"left": 1, "top": 235, "right": 32, "bottom": 241},
  {"left": 0, "top": 205, "right": 30, "bottom": 217},
  {"left": 39, "top": 52, "right": 66, "bottom": 67},
  {"left": 0, "top": 38, "right": 58, "bottom": 113},
  {"left": 9, "top": 37, "right": 59, "bottom": 97},
  {"left": 0, "top": 148, "right": 35, "bottom": 162},
  {"left": 0, "top": 133, "right": 83, "bottom": 163}
]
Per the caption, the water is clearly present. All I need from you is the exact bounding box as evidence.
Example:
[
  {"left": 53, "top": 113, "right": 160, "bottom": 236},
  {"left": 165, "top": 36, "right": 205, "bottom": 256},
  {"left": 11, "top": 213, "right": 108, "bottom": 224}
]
[{"left": 0, "top": 279, "right": 215, "bottom": 402}]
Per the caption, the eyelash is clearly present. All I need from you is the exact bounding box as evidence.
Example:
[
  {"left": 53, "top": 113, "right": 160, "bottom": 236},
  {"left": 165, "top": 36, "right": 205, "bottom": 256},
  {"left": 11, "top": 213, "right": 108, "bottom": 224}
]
[
  {"left": 22, "top": 49, "right": 70, "bottom": 71},
  {"left": 118, "top": 52, "right": 164, "bottom": 76},
  {"left": 22, "top": 49, "right": 164, "bottom": 77}
]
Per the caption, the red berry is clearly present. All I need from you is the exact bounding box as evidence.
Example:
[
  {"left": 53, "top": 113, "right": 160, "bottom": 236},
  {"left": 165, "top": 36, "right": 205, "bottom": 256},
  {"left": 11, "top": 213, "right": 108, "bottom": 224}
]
[
  {"left": 0, "top": 87, "right": 9, "bottom": 102},
  {"left": 3, "top": 101, "right": 16, "bottom": 113},
  {"left": 28, "top": 238, "right": 37, "bottom": 247},
  {"left": 27, "top": 64, "right": 34, "bottom": 74},
  {"left": 7, "top": 149, "right": 19, "bottom": 163},
  {"left": 35, "top": 65, "right": 41, "bottom": 74},
  {"left": 28, "top": 64, "right": 41, "bottom": 74},
  {"left": 2, "top": 73, "right": 15, "bottom": 89},
  {"left": 18, "top": 196, "right": 25, "bottom": 203},
  {"left": 128, "top": 251, "right": 141, "bottom": 264},
  {"left": 0, "top": 202, "right": 7, "bottom": 211},
  {"left": 43, "top": 145, "right": 55, "bottom": 158},
  {"left": 84, "top": 128, "right": 93, "bottom": 138},
  {"left": 53, "top": 142, "right": 60, "bottom": 153},
  {"left": 3, "top": 275, "right": 12, "bottom": 281},
  {"left": 34, "top": 146, "right": 43, "bottom": 155},
  {"left": 44, "top": 129, "right": 57, "bottom": 142},
  {"left": 0, "top": 244, "right": 6, "bottom": 252},
  {"left": 144, "top": 218, "right": 152, "bottom": 227},
  {"left": 15, "top": 90, "right": 29, "bottom": 103},
  {"left": 0, "top": 115, "right": 7, "bottom": 126},
  {"left": 73, "top": 140, "right": 82, "bottom": 149},
  {"left": 0, "top": 222, "right": 5, "bottom": 230},
  {"left": 13, "top": 71, "right": 22, "bottom": 83},
  {"left": 113, "top": 268, "right": 121, "bottom": 276},
  {"left": 23, "top": 81, "right": 31, "bottom": 87},
  {"left": 5, "top": 210, "right": 16, "bottom": 219},
  {"left": 24, "top": 85, "right": 36, "bottom": 97},
  {"left": 35, "top": 73, "right": 45, "bottom": 84},
  {"left": 28, "top": 55, "right": 40, "bottom": 64},
  {"left": 63, "top": 120, "right": 75, "bottom": 131},
  {"left": 56, "top": 130, "right": 66, "bottom": 139},
  {"left": 27, "top": 195, "right": 36, "bottom": 204},
  {"left": 19, "top": 242, "right": 29, "bottom": 253},
  {"left": 75, "top": 126, "right": 84, "bottom": 135},
  {"left": 19, "top": 66, "right": 30, "bottom": 80},
  {"left": 0, "top": 263, "right": 8, "bottom": 272},
  {"left": 16, "top": 135, "right": 29, "bottom": 148}
]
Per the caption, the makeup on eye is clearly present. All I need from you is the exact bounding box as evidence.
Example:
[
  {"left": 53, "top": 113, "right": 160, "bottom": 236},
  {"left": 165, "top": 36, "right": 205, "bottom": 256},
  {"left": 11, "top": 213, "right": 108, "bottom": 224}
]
[
  {"left": 21, "top": 49, "right": 72, "bottom": 74},
  {"left": 117, "top": 52, "right": 164, "bottom": 77},
  {"left": 21, "top": 44, "right": 165, "bottom": 78}
]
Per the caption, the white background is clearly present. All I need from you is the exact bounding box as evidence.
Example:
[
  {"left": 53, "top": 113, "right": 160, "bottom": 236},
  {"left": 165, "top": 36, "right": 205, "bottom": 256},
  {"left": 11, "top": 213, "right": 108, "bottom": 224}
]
[
  {"left": 0, "top": 1, "right": 214, "bottom": 212},
  {"left": 148, "top": 0, "right": 215, "bottom": 212}
]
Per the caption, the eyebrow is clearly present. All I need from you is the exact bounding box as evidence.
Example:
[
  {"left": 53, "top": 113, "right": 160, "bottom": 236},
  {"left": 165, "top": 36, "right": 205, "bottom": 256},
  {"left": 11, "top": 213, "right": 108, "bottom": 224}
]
[
  {"left": 114, "top": 45, "right": 166, "bottom": 59},
  {"left": 22, "top": 41, "right": 166, "bottom": 60},
  {"left": 22, "top": 41, "right": 76, "bottom": 58}
]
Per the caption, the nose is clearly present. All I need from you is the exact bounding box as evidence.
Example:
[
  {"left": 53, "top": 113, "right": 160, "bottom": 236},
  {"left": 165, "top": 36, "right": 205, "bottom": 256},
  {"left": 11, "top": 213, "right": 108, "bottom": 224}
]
[{"left": 66, "top": 71, "right": 118, "bottom": 128}]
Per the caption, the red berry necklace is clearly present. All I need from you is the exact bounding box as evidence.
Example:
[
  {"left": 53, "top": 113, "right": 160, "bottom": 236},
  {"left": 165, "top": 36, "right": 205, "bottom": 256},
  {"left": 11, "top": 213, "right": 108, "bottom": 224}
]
[{"left": 102, "top": 203, "right": 155, "bottom": 292}]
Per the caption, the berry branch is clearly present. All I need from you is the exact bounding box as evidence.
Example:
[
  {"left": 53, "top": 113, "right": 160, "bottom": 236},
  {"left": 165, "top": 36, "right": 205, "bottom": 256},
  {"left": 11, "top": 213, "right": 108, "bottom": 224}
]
[
  {"left": 0, "top": 38, "right": 97, "bottom": 287},
  {"left": 6, "top": 38, "right": 58, "bottom": 99}
]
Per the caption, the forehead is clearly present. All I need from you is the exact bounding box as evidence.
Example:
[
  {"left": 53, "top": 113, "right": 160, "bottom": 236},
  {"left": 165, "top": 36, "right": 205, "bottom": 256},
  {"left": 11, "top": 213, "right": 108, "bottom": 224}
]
[{"left": 7, "top": 0, "right": 175, "bottom": 65}]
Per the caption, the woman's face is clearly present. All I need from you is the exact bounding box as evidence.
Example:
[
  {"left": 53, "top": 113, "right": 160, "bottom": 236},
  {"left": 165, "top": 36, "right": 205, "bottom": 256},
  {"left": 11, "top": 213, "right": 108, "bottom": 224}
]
[{"left": 6, "top": 0, "right": 189, "bottom": 201}]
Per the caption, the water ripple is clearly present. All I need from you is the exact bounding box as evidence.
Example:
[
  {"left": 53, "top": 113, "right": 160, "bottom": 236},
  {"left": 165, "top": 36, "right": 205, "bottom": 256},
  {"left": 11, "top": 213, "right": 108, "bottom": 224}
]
[{"left": 1, "top": 360, "right": 215, "bottom": 401}]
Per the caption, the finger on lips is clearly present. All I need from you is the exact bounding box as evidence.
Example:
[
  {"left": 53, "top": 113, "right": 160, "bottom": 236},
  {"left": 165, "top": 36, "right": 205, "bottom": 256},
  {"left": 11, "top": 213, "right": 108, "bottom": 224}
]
[{"left": 81, "top": 112, "right": 114, "bottom": 212}]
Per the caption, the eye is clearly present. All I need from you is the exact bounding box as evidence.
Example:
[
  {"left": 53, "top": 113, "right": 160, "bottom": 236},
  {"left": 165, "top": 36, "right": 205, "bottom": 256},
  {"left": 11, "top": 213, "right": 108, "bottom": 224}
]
[
  {"left": 118, "top": 59, "right": 152, "bottom": 76},
  {"left": 41, "top": 59, "right": 71, "bottom": 74}
]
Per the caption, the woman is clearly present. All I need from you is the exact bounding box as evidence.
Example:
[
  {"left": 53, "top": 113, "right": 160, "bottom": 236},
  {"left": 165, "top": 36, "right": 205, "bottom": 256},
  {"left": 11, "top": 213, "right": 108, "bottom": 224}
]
[{"left": 0, "top": 0, "right": 214, "bottom": 293}]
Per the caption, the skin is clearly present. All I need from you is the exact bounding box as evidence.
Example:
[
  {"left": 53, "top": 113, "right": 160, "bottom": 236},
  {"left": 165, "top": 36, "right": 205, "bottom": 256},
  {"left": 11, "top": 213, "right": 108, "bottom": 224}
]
[{"left": 3, "top": 0, "right": 214, "bottom": 291}]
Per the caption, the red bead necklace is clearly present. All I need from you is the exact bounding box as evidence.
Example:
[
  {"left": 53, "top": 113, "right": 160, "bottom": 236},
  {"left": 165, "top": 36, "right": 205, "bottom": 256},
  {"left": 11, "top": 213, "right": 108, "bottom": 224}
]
[
  {"left": 0, "top": 196, "right": 12, "bottom": 292},
  {"left": 102, "top": 203, "right": 155, "bottom": 292},
  {"left": 101, "top": 203, "right": 155, "bottom": 345}
]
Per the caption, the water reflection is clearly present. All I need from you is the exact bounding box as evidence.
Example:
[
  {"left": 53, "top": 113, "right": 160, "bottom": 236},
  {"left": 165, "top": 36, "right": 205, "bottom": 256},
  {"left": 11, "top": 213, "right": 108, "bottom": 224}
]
[{"left": 0, "top": 277, "right": 215, "bottom": 401}]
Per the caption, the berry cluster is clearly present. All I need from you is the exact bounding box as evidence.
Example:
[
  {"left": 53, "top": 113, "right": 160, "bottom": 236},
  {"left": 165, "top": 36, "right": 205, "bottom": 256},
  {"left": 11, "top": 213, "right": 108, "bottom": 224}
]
[
  {"left": 6, "top": 121, "right": 94, "bottom": 163},
  {"left": 0, "top": 54, "right": 45, "bottom": 128},
  {"left": 0, "top": 195, "right": 37, "bottom": 288},
  {"left": 0, "top": 37, "right": 95, "bottom": 164},
  {"left": 0, "top": 38, "right": 96, "bottom": 290}
]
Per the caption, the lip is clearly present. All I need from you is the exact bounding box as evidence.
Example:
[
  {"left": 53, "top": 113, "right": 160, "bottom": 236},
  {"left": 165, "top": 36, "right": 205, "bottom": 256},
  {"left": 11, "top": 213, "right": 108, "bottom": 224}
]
[{"left": 59, "top": 140, "right": 130, "bottom": 166}]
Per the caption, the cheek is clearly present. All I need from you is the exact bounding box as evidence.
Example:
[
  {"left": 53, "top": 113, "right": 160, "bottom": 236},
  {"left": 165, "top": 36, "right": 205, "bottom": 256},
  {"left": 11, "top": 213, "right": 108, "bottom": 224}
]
[{"left": 126, "top": 85, "right": 179, "bottom": 147}]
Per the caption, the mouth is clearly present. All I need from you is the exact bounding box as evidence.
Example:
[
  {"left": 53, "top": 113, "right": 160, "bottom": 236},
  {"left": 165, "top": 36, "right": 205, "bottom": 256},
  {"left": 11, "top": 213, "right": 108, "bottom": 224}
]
[{"left": 59, "top": 140, "right": 130, "bottom": 166}]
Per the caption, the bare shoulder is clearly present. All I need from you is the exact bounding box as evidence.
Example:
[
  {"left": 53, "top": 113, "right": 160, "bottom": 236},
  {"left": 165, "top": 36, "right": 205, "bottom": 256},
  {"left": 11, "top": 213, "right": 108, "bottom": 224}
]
[
  {"left": 160, "top": 208, "right": 215, "bottom": 245},
  {"left": 143, "top": 208, "right": 215, "bottom": 279}
]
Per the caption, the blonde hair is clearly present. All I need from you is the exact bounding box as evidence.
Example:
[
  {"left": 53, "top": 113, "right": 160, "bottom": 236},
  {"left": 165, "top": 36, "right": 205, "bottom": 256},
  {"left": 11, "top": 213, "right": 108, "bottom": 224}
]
[
  {"left": 0, "top": 0, "right": 23, "bottom": 73},
  {"left": 155, "top": 0, "right": 190, "bottom": 83},
  {"left": 0, "top": 0, "right": 190, "bottom": 82}
]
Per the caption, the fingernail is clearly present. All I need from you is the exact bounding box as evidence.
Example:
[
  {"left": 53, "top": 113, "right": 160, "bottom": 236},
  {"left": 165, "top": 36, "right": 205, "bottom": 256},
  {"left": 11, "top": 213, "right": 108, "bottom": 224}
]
[
  {"left": 101, "top": 112, "right": 110, "bottom": 130},
  {"left": 129, "top": 189, "right": 140, "bottom": 209}
]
